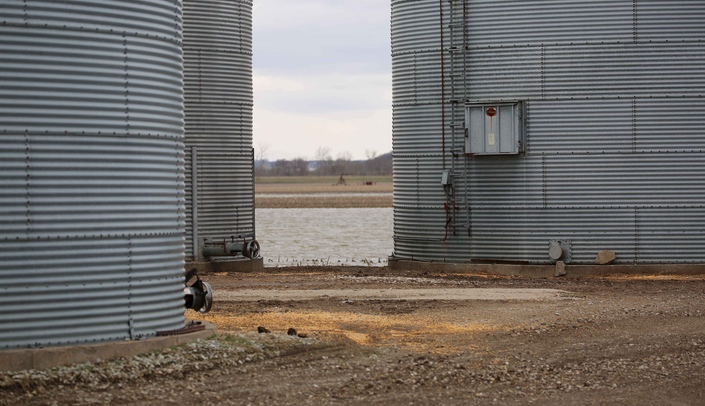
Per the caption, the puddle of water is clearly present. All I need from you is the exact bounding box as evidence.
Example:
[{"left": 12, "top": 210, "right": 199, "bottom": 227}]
[{"left": 255, "top": 208, "right": 393, "bottom": 267}]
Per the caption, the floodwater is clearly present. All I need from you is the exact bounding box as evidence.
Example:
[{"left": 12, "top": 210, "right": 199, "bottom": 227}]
[{"left": 256, "top": 207, "right": 393, "bottom": 267}]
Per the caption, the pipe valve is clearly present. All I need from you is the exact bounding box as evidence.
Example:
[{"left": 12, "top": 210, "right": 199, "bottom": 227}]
[
  {"left": 202, "top": 236, "right": 260, "bottom": 259},
  {"left": 184, "top": 268, "right": 213, "bottom": 313}
]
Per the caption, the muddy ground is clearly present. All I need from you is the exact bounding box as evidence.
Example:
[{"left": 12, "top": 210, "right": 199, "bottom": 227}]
[{"left": 4, "top": 267, "right": 705, "bottom": 405}]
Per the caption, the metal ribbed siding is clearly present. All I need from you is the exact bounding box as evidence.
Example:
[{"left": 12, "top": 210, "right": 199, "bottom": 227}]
[
  {"left": 183, "top": 0, "right": 254, "bottom": 260},
  {"left": 392, "top": 0, "right": 705, "bottom": 264},
  {"left": 0, "top": 1, "right": 185, "bottom": 349}
]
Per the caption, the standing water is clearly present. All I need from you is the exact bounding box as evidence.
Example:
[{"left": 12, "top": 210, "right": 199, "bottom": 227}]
[{"left": 256, "top": 208, "right": 393, "bottom": 267}]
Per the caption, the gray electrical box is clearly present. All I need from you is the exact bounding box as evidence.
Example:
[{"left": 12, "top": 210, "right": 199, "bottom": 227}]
[
  {"left": 465, "top": 101, "right": 524, "bottom": 155},
  {"left": 441, "top": 170, "right": 451, "bottom": 185}
]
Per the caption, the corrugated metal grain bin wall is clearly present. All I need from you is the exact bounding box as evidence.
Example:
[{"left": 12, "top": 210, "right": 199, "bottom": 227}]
[
  {"left": 391, "top": 0, "right": 705, "bottom": 264},
  {"left": 183, "top": 0, "right": 254, "bottom": 260},
  {"left": 0, "top": 1, "right": 186, "bottom": 349}
]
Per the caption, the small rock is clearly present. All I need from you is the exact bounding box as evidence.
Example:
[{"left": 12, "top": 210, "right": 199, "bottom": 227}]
[
  {"left": 257, "top": 326, "right": 270, "bottom": 334},
  {"left": 595, "top": 250, "right": 616, "bottom": 265},
  {"left": 555, "top": 261, "right": 567, "bottom": 277},
  {"left": 297, "top": 333, "right": 308, "bottom": 338},
  {"left": 287, "top": 328, "right": 297, "bottom": 336}
]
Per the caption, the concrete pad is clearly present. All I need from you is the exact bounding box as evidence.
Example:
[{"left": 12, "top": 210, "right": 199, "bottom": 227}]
[
  {"left": 0, "top": 320, "right": 217, "bottom": 372},
  {"left": 216, "top": 288, "right": 570, "bottom": 302},
  {"left": 388, "top": 258, "right": 705, "bottom": 277}
]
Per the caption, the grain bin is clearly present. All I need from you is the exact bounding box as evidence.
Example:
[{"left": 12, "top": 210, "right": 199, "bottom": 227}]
[
  {"left": 391, "top": 0, "right": 705, "bottom": 265},
  {"left": 183, "top": 0, "right": 260, "bottom": 267},
  {"left": 0, "top": 1, "right": 186, "bottom": 349}
]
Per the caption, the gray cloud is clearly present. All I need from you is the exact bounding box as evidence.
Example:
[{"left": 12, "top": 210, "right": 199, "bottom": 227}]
[
  {"left": 253, "top": 0, "right": 391, "bottom": 75},
  {"left": 252, "top": 1, "right": 392, "bottom": 160}
]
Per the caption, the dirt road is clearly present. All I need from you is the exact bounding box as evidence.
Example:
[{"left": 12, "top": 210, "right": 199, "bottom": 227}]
[{"left": 3, "top": 267, "right": 705, "bottom": 405}]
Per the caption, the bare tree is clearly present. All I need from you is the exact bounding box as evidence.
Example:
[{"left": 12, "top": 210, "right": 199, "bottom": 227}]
[
  {"left": 256, "top": 141, "right": 272, "bottom": 162},
  {"left": 314, "top": 146, "right": 332, "bottom": 162},
  {"left": 365, "top": 149, "right": 378, "bottom": 160},
  {"left": 336, "top": 151, "right": 352, "bottom": 161},
  {"left": 291, "top": 157, "right": 309, "bottom": 176},
  {"left": 313, "top": 146, "right": 333, "bottom": 175},
  {"left": 333, "top": 151, "right": 352, "bottom": 175}
]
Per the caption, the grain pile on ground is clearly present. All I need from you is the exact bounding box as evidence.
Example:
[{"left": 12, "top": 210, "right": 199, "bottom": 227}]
[{"left": 6, "top": 268, "right": 704, "bottom": 405}]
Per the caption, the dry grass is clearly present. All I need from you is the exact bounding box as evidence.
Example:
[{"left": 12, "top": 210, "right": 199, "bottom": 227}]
[
  {"left": 256, "top": 194, "right": 392, "bottom": 209},
  {"left": 255, "top": 181, "right": 393, "bottom": 208},
  {"left": 255, "top": 175, "right": 392, "bottom": 184},
  {"left": 256, "top": 182, "right": 392, "bottom": 195}
]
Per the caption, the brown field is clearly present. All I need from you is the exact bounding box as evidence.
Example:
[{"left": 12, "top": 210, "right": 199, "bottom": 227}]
[
  {"left": 255, "top": 181, "right": 392, "bottom": 194},
  {"left": 256, "top": 195, "right": 391, "bottom": 209},
  {"left": 255, "top": 180, "right": 392, "bottom": 208}
]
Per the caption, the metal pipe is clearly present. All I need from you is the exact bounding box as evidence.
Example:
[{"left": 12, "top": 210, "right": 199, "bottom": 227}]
[
  {"left": 202, "top": 238, "right": 260, "bottom": 259},
  {"left": 191, "top": 147, "right": 199, "bottom": 260},
  {"left": 252, "top": 147, "right": 256, "bottom": 242},
  {"left": 439, "top": 0, "right": 446, "bottom": 170},
  {"left": 202, "top": 242, "right": 245, "bottom": 258}
]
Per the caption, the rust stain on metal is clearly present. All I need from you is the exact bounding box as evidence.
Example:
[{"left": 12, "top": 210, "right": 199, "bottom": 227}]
[{"left": 156, "top": 321, "right": 206, "bottom": 336}]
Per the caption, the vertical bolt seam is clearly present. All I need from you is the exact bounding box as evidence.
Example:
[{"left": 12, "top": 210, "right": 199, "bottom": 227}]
[
  {"left": 542, "top": 153, "right": 547, "bottom": 209},
  {"left": 123, "top": 34, "right": 130, "bottom": 137},
  {"left": 633, "top": 0, "right": 638, "bottom": 43},
  {"left": 632, "top": 98, "right": 637, "bottom": 153},
  {"left": 634, "top": 208, "right": 640, "bottom": 264},
  {"left": 541, "top": 45, "right": 546, "bottom": 100},
  {"left": 24, "top": 131, "right": 30, "bottom": 239}
]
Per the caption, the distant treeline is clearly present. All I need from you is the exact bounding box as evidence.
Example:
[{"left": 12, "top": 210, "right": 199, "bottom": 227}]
[{"left": 256, "top": 152, "right": 392, "bottom": 177}]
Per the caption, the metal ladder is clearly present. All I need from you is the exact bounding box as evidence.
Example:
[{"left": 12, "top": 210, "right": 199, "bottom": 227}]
[{"left": 444, "top": 0, "right": 470, "bottom": 238}]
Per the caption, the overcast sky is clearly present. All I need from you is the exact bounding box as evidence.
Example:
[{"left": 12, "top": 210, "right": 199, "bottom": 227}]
[{"left": 252, "top": 1, "right": 392, "bottom": 161}]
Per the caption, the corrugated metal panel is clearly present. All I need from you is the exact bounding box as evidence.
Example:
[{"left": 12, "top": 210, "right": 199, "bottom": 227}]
[
  {"left": 637, "top": 208, "right": 705, "bottom": 263},
  {"left": 470, "top": 207, "right": 705, "bottom": 264},
  {"left": 528, "top": 98, "right": 705, "bottom": 154},
  {"left": 541, "top": 43, "right": 705, "bottom": 98},
  {"left": 636, "top": 99, "right": 705, "bottom": 152},
  {"left": 527, "top": 100, "right": 634, "bottom": 154},
  {"left": 183, "top": 0, "right": 254, "bottom": 260},
  {"left": 466, "top": 1, "right": 633, "bottom": 47},
  {"left": 637, "top": 2, "right": 705, "bottom": 42},
  {"left": 465, "top": 153, "right": 705, "bottom": 208},
  {"left": 0, "top": 1, "right": 185, "bottom": 349},
  {"left": 470, "top": 208, "right": 640, "bottom": 264},
  {"left": 195, "top": 152, "right": 255, "bottom": 235},
  {"left": 392, "top": 0, "right": 705, "bottom": 264},
  {"left": 393, "top": 154, "right": 448, "bottom": 207},
  {"left": 466, "top": 42, "right": 705, "bottom": 101},
  {"left": 466, "top": 47, "right": 542, "bottom": 101},
  {"left": 393, "top": 104, "right": 444, "bottom": 155},
  {"left": 391, "top": 0, "right": 445, "bottom": 54},
  {"left": 394, "top": 206, "right": 472, "bottom": 263},
  {"left": 392, "top": 50, "right": 444, "bottom": 106},
  {"left": 393, "top": 154, "right": 471, "bottom": 263},
  {"left": 392, "top": 0, "right": 468, "bottom": 264}
]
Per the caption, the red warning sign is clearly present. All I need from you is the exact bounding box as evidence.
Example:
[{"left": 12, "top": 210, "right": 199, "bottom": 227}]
[{"left": 486, "top": 107, "right": 497, "bottom": 117}]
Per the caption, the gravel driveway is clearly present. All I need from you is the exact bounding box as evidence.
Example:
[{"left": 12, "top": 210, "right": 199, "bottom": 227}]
[{"left": 3, "top": 267, "right": 705, "bottom": 405}]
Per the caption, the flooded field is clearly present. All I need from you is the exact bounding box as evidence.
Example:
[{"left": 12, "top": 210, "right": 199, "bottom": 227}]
[{"left": 256, "top": 207, "right": 393, "bottom": 267}]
